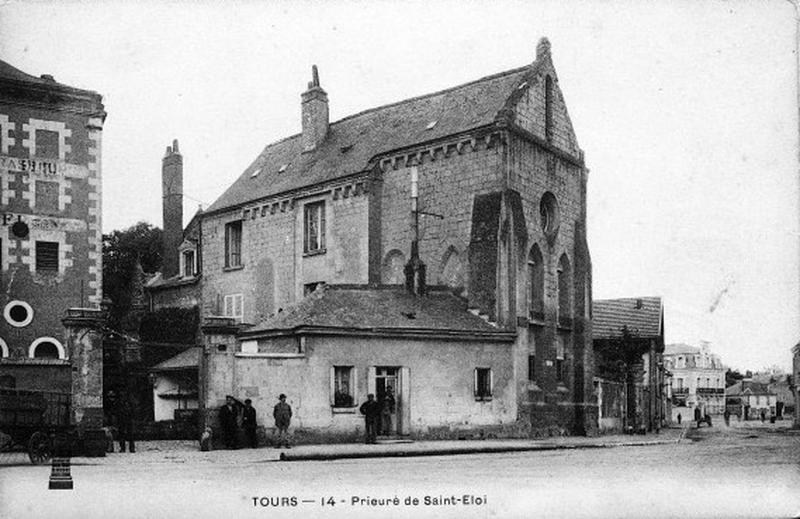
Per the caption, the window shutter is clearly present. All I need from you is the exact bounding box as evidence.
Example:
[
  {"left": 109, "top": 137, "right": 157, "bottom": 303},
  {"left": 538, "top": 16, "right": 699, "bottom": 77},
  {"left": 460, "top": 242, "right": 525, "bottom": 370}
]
[
  {"left": 319, "top": 203, "right": 326, "bottom": 249},
  {"left": 489, "top": 369, "right": 493, "bottom": 397},
  {"left": 399, "top": 366, "right": 410, "bottom": 434},
  {"left": 330, "top": 366, "right": 336, "bottom": 406},
  {"left": 352, "top": 367, "right": 358, "bottom": 405},
  {"left": 367, "top": 366, "right": 376, "bottom": 398},
  {"left": 473, "top": 368, "right": 479, "bottom": 397}
]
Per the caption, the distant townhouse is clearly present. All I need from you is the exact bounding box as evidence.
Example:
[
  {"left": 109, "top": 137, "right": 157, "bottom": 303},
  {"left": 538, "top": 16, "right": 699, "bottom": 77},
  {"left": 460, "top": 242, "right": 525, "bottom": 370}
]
[
  {"left": 151, "top": 38, "right": 597, "bottom": 442},
  {"left": 664, "top": 342, "right": 725, "bottom": 419},
  {"left": 725, "top": 380, "right": 776, "bottom": 421}
]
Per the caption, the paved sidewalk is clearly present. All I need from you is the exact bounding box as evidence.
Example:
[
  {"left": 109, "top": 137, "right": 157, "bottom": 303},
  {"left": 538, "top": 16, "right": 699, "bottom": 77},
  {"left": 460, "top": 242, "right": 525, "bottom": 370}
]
[{"left": 32, "top": 427, "right": 686, "bottom": 466}]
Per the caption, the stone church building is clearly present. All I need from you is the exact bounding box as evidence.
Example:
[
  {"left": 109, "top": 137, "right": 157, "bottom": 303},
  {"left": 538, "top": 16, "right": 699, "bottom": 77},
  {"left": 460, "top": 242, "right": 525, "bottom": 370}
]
[{"left": 152, "top": 38, "right": 595, "bottom": 440}]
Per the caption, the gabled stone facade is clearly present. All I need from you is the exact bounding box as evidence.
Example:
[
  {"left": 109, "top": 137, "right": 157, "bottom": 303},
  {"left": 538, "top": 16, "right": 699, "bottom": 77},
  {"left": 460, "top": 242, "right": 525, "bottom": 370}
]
[{"left": 158, "top": 38, "right": 595, "bottom": 438}]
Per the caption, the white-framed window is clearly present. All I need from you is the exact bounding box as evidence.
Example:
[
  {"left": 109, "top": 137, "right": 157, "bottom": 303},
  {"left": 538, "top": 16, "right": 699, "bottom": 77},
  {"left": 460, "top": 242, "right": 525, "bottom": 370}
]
[
  {"left": 4, "top": 300, "right": 33, "bottom": 328},
  {"left": 331, "top": 366, "right": 356, "bottom": 408},
  {"left": 181, "top": 249, "right": 197, "bottom": 278},
  {"left": 0, "top": 337, "right": 8, "bottom": 358},
  {"left": 303, "top": 200, "right": 326, "bottom": 254},
  {"left": 223, "top": 294, "right": 244, "bottom": 322},
  {"left": 29, "top": 337, "right": 66, "bottom": 360},
  {"left": 224, "top": 220, "right": 242, "bottom": 268},
  {"left": 474, "top": 367, "right": 493, "bottom": 401}
]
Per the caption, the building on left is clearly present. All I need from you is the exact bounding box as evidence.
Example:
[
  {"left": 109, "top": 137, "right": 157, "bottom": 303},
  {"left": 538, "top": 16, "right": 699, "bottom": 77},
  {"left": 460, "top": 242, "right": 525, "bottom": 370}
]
[{"left": 0, "top": 60, "right": 106, "bottom": 425}]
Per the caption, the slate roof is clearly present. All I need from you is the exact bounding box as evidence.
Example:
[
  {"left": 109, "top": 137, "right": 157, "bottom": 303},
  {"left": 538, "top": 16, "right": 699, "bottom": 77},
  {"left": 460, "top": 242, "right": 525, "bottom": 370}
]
[
  {"left": 206, "top": 65, "right": 531, "bottom": 213},
  {"left": 664, "top": 343, "right": 700, "bottom": 355},
  {"left": 726, "top": 380, "right": 774, "bottom": 396},
  {"left": 0, "top": 59, "right": 100, "bottom": 96},
  {"left": 242, "top": 285, "right": 512, "bottom": 338},
  {"left": 592, "top": 297, "right": 663, "bottom": 340},
  {"left": 151, "top": 347, "right": 200, "bottom": 371}
]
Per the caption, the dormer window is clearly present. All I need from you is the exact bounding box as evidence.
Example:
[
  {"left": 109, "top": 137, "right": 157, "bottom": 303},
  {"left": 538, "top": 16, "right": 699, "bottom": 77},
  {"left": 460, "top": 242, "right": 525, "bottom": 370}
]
[
  {"left": 182, "top": 249, "right": 196, "bottom": 277},
  {"left": 178, "top": 239, "right": 199, "bottom": 278}
]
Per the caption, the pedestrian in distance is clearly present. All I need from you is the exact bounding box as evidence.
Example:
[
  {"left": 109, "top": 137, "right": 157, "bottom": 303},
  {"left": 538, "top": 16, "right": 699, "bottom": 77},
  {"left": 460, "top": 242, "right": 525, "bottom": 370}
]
[
  {"left": 723, "top": 409, "right": 730, "bottom": 426},
  {"left": 760, "top": 409, "right": 766, "bottom": 423},
  {"left": 360, "top": 393, "right": 382, "bottom": 444},
  {"left": 219, "top": 395, "right": 240, "bottom": 449},
  {"left": 113, "top": 392, "right": 136, "bottom": 453},
  {"left": 381, "top": 386, "right": 396, "bottom": 436},
  {"left": 273, "top": 394, "right": 292, "bottom": 449},
  {"left": 677, "top": 413, "right": 682, "bottom": 425},
  {"left": 242, "top": 399, "right": 258, "bottom": 448}
]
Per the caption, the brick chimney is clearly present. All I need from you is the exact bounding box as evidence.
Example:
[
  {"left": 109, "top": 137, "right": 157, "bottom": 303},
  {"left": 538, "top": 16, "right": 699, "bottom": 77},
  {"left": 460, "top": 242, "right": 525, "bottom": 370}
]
[
  {"left": 301, "top": 65, "right": 329, "bottom": 153},
  {"left": 161, "top": 139, "right": 183, "bottom": 279}
]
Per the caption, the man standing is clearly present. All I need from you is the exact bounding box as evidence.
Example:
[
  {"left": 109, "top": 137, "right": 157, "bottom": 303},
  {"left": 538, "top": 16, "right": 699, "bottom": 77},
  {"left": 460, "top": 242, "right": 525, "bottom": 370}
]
[
  {"left": 242, "top": 399, "right": 258, "bottom": 448},
  {"left": 381, "top": 386, "right": 396, "bottom": 436},
  {"left": 114, "top": 392, "right": 136, "bottom": 454},
  {"left": 273, "top": 394, "right": 292, "bottom": 449},
  {"left": 219, "top": 395, "right": 239, "bottom": 449},
  {"left": 360, "top": 393, "right": 382, "bottom": 444}
]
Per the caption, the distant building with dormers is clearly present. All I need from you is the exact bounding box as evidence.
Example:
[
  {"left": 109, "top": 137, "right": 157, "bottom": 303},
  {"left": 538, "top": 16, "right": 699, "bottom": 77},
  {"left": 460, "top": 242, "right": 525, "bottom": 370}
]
[
  {"left": 151, "top": 38, "right": 597, "bottom": 443},
  {"left": 664, "top": 342, "right": 726, "bottom": 418}
]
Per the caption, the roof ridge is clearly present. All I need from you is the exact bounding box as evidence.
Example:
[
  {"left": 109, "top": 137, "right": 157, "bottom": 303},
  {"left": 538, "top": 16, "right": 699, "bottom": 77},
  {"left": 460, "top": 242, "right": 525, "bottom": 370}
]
[
  {"left": 328, "top": 64, "right": 531, "bottom": 128},
  {"left": 242, "top": 64, "right": 532, "bottom": 170}
]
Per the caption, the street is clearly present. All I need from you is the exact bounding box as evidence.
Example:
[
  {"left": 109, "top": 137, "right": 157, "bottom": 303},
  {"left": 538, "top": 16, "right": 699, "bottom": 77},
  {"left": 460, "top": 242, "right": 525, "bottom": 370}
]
[{"left": 1, "top": 424, "right": 799, "bottom": 519}]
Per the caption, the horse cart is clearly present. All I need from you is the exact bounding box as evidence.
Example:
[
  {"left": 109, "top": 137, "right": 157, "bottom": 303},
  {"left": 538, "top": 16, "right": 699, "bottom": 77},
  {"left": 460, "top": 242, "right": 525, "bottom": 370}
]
[{"left": 0, "top": 387, "right": 71, "bottom": 464}]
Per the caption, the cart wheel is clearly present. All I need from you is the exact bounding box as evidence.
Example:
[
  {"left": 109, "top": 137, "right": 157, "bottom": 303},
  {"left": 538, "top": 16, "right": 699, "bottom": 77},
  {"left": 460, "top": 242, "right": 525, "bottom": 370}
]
[{"left": 28, "top": 432, "right": 52, "bottom": 464}]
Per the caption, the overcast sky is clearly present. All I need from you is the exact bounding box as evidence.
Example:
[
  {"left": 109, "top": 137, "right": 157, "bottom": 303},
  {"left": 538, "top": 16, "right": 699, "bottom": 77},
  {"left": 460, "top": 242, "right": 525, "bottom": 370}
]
[{"left": 1, "top": 0, "right": 797, "bottom": 371}]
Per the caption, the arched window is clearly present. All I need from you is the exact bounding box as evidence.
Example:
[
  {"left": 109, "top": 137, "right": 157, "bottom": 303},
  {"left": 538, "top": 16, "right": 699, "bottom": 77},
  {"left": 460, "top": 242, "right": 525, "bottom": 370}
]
[
  {"left": 29, "top": 337, "right": 66, "bottom": 360},
  {"left": 557, "top": 254, "right": 571, "bottom": 326},
  {"left": 545, "top": 75, "right": 554, "bottom": 141},
  {"left": 527, "top": 244, "right": 544, "bottom": 320}
]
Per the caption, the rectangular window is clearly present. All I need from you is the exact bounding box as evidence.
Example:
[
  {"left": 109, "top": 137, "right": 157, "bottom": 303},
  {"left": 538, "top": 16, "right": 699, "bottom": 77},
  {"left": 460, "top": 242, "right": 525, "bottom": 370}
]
[
  {"left": 474, "top": 367, "right": 492, "bottom": 400},
  {"left": 528, "top": 354, "right": 536, "bottom": 382},
  {"left": 332, "top": 366, "right": 355, "bottom": 408},
  {"left": 223, "top": 293, "right": 243, "bottom": 321},
  {"left": 182, "top": 249, "right": 196, "bottom": 277},
  {"left": 35, "top": 129, "right": 59, "bottom": 159},
  {"left": 35, "top": 180, "right": 59, "bottom": 212},
  {"left": 303, "top": 201, "right": 326, "bottom": 253},
  {"left": 224, "top": 221, "right": 242, "bottom": 268},
  {"left": 35, "top": 241, "right": 59, "bottom": 272}
]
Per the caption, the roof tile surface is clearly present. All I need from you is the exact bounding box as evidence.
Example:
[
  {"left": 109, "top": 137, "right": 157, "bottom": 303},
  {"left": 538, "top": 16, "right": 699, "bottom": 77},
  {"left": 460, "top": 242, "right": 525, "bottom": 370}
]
[{"left": 592, "top": 297, "right": 663, "bottom": 340}]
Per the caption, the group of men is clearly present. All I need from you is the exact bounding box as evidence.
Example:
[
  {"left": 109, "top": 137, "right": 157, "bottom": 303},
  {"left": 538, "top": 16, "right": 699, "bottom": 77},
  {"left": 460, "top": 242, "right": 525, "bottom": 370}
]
[
  {"left": 219, "top": 394, "right": 292, "bottom": 449},
  {"left": 219, "top": 386, "right": 397, "bottom": 448}
]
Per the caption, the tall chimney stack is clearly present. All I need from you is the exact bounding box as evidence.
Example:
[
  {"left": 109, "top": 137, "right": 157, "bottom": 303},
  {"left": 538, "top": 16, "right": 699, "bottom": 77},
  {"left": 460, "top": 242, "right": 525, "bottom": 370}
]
[
  {"left": 162, "top": 139, "right": 183, "bottom": 279},
  {"left": 301, "top": 65, "right": 329, "bottom": 153}
]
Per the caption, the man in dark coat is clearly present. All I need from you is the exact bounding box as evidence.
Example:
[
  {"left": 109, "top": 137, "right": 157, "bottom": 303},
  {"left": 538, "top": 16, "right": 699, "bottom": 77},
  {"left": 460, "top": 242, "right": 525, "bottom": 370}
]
[
  {"left": 113, "top": 392, "right": 136, "bottom": 453},
  {"left": 219, "top": 395, "right": 239, "bottom": 449},
  {"left": 242, "top": 399, "right": 258, "bottom": 448},
  {"left": 360, "top": 393, "right": 381, "bottom": 444},
  {"left": 273, "top": 394, "right": 292, "bottom": 448}
]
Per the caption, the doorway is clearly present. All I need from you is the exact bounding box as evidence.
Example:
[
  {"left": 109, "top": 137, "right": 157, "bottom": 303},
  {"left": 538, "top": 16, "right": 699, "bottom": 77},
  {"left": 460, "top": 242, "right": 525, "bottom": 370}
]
[{"left": 375, "top": 367, "right": 398, "bottom": 436}]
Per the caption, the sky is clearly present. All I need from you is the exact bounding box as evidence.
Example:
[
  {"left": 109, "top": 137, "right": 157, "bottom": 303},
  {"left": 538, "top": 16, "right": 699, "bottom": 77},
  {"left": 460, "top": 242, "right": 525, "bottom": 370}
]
[{"left": 0, "top": 0, "right": 797, "bottom": 371}]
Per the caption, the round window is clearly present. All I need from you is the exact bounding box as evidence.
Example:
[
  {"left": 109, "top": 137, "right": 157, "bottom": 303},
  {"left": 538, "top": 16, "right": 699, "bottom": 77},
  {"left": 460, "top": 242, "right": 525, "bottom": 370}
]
[
  {"left": 4, "top": 300, "right": 34, "bottom": 327},
  {"left": 539, "top": 192, "right": 560, "bottom": 238}
]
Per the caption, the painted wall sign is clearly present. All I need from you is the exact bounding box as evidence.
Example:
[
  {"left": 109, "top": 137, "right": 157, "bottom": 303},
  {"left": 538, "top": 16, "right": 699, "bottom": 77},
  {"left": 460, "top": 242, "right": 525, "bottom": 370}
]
[
  {"left": 1, "top": 213, "right": 87, "bottom": 232},
  {"left": 0, "top": 155, "right": 59, "bottom": 176}
]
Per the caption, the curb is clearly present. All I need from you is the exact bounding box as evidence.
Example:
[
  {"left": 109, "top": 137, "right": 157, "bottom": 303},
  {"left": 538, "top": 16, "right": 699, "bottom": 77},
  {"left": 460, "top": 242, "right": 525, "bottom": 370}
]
[{"left": 279, "top": 438, "right": 678, "bottom": 462}]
